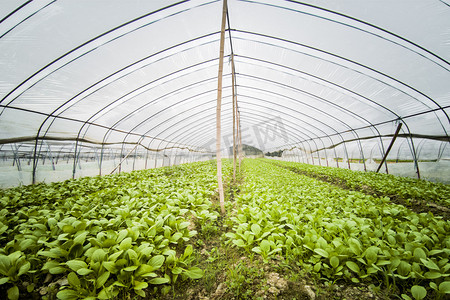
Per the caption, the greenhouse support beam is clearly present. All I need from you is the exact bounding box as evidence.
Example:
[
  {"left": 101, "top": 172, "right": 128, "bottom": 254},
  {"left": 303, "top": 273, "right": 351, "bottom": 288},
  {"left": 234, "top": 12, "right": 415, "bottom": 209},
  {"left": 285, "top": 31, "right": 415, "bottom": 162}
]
[
  {"left": 216, "top": 0, "right": 227, "bottom": 214},
  {"left": 376, "top": 123, "right": 402, "bottom": 173},
  {"left": 110, "top": 143, "right": 139, "bottom": 175},
  {"left": 231, "top": 53, "right": 238, "bottom": 182}
]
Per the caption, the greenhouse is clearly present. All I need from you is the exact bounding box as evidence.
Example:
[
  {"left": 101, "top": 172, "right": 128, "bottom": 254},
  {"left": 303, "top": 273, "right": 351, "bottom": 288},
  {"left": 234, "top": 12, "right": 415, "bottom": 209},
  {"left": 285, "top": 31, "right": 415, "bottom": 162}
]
[{"left": 0, "top": 0, "right": 449, "bottom": 299}]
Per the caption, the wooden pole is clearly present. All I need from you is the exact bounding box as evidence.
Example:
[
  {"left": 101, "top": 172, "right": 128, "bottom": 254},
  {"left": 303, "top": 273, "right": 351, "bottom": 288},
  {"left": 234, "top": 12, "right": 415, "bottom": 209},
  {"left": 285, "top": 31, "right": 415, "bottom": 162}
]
[
  {"left": 216, "top": 0, "right": 227, "bottom": 214},
  {"left": 237, "top": 110, "right": 243, "bottom": 168},
  {"left": 376, "top": 123, "right": 402, "bottom": 173},
  {"left": 231, "top": 54, "right": 237, "bottom": 182}
]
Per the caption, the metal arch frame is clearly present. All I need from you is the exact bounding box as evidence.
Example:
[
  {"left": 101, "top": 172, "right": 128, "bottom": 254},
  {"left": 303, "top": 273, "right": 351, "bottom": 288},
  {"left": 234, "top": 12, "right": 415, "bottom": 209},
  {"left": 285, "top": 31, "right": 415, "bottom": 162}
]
[
  {"left": 237, "top": 84, "right": 369, "bottom": 166},
  {"left": 230, "top": 54, "right": 434, "bottom": 173},
  {"left": 124, "top": 83, "right": 370, "bottom": 170},
  {"left": 0, "top": 0, "right": 219, "bottom": 108},
  {"left": 241, "top": 0, "right": 450, "bottom": 69},
  {"left": 68, "top": 44, "right": 414, "bottom": 166},
  {"left": 114, "top": 85, "right": 344, "bottom": 160},
  {"left": 149, "top": 96, "right": 342, "bottom": 165},
  {"left": 77, "top": 62, "right": 226, "bottom": 177},
  {"left": 29, "top": 41, "right": 225, "bottom": 181},
  {"left": 0, "top": 1, "right": 55, "bottom": 39},
  {"left": 230, "top": 32, "right": 450, "bottom": 133},
  {"left": 44, "top": 57, "right": 224, "bottom": 178},
  {"left": 237, "top": 73, "right": 389, "bottom": 170},
  {"left": 173, "top": 112, "right": 324, "bottom": 165},
  {"left": 168, "top": 112, "right": 318, "bottom": 165},
  {"left": 20, "top": 28, "right": 448, "bottom": 160},
  {"left": 136, "top": 95, "right": 324, "bottom": 168},
  {"left": 150, "top": 103, "right": 321, "bottom": 155},
  {"left": 233, "top": 91, "right": 358, "bottom": 165},
  {"left": 96, "top": 81, "right": 230, "bottom": 173}
]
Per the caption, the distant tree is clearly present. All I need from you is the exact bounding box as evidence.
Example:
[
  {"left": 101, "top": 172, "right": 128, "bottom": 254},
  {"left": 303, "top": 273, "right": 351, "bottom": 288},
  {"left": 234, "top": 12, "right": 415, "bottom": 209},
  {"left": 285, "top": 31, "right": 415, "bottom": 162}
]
[{"left": 265, "top": 150, "right": 283, "bottom": 157}]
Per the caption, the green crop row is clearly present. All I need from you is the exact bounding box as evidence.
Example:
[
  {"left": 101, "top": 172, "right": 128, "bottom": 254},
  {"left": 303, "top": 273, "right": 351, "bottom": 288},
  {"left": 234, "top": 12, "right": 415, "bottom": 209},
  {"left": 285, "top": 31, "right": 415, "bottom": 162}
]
[
  {"left": 269, "top": 159, "right": 450, "bottom": 207},
  {"left": 0, "top": 161, "right": 222, "bottom": 299},
  {"left": 226, "top": 160, "right": 450, "bottom": 299}
]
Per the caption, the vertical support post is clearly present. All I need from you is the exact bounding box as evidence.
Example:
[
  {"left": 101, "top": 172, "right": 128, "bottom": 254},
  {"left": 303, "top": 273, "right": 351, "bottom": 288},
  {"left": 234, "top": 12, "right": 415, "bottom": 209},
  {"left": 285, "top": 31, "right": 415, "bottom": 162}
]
[
  {"left": 216, "top": 0, "right": 227, "bottom": 214},
  {"left": 237, "top": 110, "right": 243, "bottom": 169},
  {"left": 376, "top": 123, "right": 402, "bottom": 173},
  {"left": 231, "top": 54, "right": 237, "bottom": 183}
]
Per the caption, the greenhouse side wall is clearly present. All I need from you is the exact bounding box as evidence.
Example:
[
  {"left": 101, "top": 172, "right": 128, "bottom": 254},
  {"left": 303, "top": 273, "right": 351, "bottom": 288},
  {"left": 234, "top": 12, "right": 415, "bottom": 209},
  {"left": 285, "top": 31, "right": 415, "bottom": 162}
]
[
  {"left": 280, "top": 138, "right": 450, "bottom": 184},
  {"left": 0, "top": 143, "right": 213, "bottom": 188}
]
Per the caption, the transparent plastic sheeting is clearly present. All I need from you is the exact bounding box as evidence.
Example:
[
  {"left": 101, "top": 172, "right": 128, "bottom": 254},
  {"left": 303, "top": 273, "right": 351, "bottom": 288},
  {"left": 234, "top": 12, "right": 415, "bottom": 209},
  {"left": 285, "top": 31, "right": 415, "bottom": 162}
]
[{"left": 0, "top": 0, "right": 449, "bottom": 187}]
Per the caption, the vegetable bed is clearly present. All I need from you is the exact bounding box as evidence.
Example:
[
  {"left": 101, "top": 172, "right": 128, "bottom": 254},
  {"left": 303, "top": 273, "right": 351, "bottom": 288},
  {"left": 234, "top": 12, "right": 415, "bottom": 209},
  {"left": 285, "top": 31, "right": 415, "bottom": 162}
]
[
  {"left": 0, "top": 161, "right": 221, "bottom": 299},
  {"left": 226, "top": 159, "right": 450, "bottom": 299}
]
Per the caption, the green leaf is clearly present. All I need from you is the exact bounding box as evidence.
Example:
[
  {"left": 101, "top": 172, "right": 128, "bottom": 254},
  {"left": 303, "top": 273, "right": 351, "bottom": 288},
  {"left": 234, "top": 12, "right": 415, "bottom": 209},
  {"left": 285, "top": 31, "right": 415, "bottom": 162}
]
[
  {"left": 18, "top": 261, "right": 30, "bottom": 276},
  {"left": 149, "top": 255, "right": 165, "bottom": 270},
  {"left": 66, "top": 260, "right": 88, "bottom": 272},
  {"left": 133, "top": 281, "right": 148, "bottom": 290},
  {"left": 233, "top": 239, "right": 246, "bottom": 247},
  {"left": 171, "top": 232, "right": 183, "bottom": 242},
  {"left": 73, "top": 231, "right": 88, "bottom": 244},
  {"left": 252, "top": 247, "right": 262, "bottom": 254},
  {"left": 411, "top": 285, "right": 427, "bottom": 300},
  {"left": 330, "top": 256, "right": 339, "bottom": 269},
  {"left": 102, "top": 261, "right": 118, "bottom": 273},
  {"left": 149, "top": 277, "right": 170, "bottom": 285},
  {"left": 183, "top": 245, "right": 193, "bottom": 258},
  {"left": 7, "top": 285, "right": 19, "bottom": 300},
  {"left": 117, "top": 229, "right": 128, "bottom": 243},
  {"left": 68, "top": 243, "right": 84, "bottom": 259},
  {"left": 96, "top": 271, "right": 110, "bottom": 287},
  {"left": 108, "top": 250, "right": 123, "bottom": 262},
  {"left": 420, "top": 258, "right": 440, "bottom": 271},
  {"left": 172, "top": 267, "right": 183, "bottom": 275},
  {"left": 365, "top": 246, "right": 378, "bottom": 264},
  {"left": 413, "top": 248, "right": 427, "bottom": 260},
  {"left": 424, "top": 271, "right": 443, "bottom": 279},
  {"left": 38, "top": 250, "right": 60, "bottom": 259},
  {"left": 135, "top": 264, "right": 157, "bottom": 278},
  {"left": 56, "top": 289, "right": 79, "bottom": 300},
  {"left": 225, "top": 232, "right": 236, "bottom": 239},
  {"left": 314, "top": 248, "right": 329, "bottom": 258},
  {"left": 401, "top": 294, "right": 412, "bottom": 300},
  {"left": 127, "top": 249, "right": 138, "bottom": 262},
  {"left": 19, "top": 239, "right": 35, "bottom": 251},
  {"left": 92, "top": 249, "right": 107, "bottom": 262},
  {"left": 348, "top": 238, "right": 362, "bottom": 255},
  {"left": 346, "top": 261, "right": 360, "bottom": 274},
  {"left": 184, "top": 267, "right": 204, "bottom": 279},
  {"left": 67, "top": 272, "right": 80, "bottom": 288},
  {"left": 77, "top": 268, "right": 93, "bottom": 276},
  {"left": 439, "top": 281, "right": 450, "bottom": 293},
  {"left": 119, "top": 237, "right": 132, "bottom": 251},
  {"left": 251, "top": 224, "right": 261, "bottom": 236},
  {"left": 123, "top": 265, "right": 138, "bottom": 271},
  {"left": 0, "top": 277, "right": 9, "bottom": 284},
  {"left": 260, "top": 240, "right": 270, "bottom": 253},
  {"left": 49, "top": 266, "right": 66, "bottom": 274}
]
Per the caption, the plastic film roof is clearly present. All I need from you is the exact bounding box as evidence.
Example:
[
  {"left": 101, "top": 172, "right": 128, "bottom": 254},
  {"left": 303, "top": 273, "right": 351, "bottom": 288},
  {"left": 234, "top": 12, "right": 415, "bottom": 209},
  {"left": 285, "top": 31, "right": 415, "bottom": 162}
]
[{"left": 0, "top": 0, "right": 449, "bottom": 158}]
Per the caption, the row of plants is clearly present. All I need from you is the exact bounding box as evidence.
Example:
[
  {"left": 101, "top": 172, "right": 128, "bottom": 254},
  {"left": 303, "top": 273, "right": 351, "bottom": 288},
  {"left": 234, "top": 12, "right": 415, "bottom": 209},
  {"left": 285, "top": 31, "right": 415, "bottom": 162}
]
[
  {"left": 269, "top": 159, "right": 450, "bottom": 208},
  {"left": 0, "top": 161, "right": 223, "bottom": 299},
  {"left": 225, "top": 160, "right": 450, "bottom": 299}
]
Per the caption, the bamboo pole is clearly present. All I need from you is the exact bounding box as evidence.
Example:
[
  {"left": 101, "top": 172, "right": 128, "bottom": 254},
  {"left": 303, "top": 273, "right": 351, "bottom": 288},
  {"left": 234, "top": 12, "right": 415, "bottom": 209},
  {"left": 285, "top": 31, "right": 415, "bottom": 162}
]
[
  {"left": 237, "top": 110, "right": 243, "bottom": 169},
  {"left": 216, "top": 0, "right": 227, "bottom": 214},
  {"left": 231, "top": 54, "right": 237, "bottom": 182}
]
